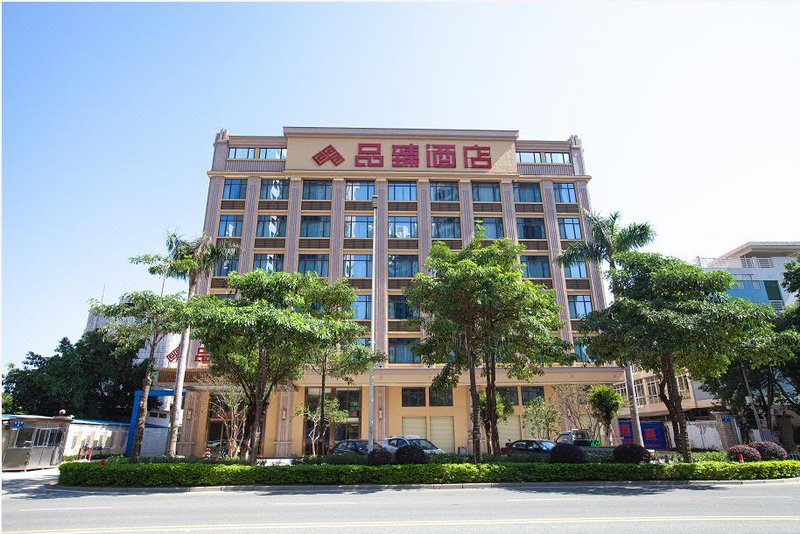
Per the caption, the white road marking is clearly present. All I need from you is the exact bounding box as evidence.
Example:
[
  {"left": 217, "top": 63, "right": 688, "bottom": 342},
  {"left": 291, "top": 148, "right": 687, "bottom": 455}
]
[
  {"left": 718, "top": 495, "right": 794, "bottom": 499},
  {"left": 507, "top": 498, "right": 580, "bottom": 502},
  {"left": 19, "top": 507, "right": 113, "bottom": 512}
]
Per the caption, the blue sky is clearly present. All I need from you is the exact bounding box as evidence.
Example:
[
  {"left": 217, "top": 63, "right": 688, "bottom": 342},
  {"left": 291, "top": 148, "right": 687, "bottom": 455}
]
[{"left": 3, "top": 2, "right": 800, "bottom": 366}]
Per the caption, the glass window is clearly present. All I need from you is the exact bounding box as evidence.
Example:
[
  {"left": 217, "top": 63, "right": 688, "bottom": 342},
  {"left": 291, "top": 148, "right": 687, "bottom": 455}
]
[
  {"left": 259, "top": 147, "right": 286, "bottom": 160},
  {"left": 389, "top": 182, "right": 417, "bottom": 201},
  {"left": 544, "top": 152, "right": 571, "bottom": 164},
  {"left": 389, "top": 295, "right": 417, "bottom": 319},
  {"left": 573, "top": 338, "right": 592, "bottom": 363},
  {"left": 256, "top": 215, "right": 286, "bottom": 237},
  {"left": 553, "top": 183, "right": 577, "bottom": 203},
  {"left": 388, "top": 255, "right": 419, "bottom": 278},
  {"left": 513, "top": 182, "right": 542, "bottom": 203},
  {"left": 352, "top": 295, "right": 371, "bottom": 320},
  {"left": 563, "top": 261, "right": 588, "bottom": 278},
  {"left": 388, "top": 216, "right": 418, "bottom": 238},
  {"left": 558, "top": 218, "right": 582, "bottom": 240},
  {"left": 516, "top": 151, "right": 542, "bottom": 163},
  {"left": 521, "top": 386, "right": 544, "bottom": 404},
  {"left": 300, "top": 216, "right": 331, "bottom": 237},
  {"left": 303, "top": 181, "right": 332, "bottom": 200},
  {"left": 223, "top": 179, "right": 247, "bottom": 200},
  {"left": 430, "top": 388, "right": 453, "bottom": 406},
  {"left": 521, "top": 256, "right": 551, "bottom": 278},
  {"left": 389, "top": 339, "right": 420, "bottom": 364},
  {"left": 568, "top": 295, "right": 593, "bottom": 319},
  {"left": 430, "top": 182, "right": 459, "bottom": 202},
  {"left": 260, "top": 179, "right": 289, "bottom": 200},
  {"left": 343, "top": 254, "right": 373, "bottom": 278},
  {"left": 516, "top": 218, "right": 546, "bottom": 240},
  {"left": 472, "top": 182, "right": 501, "bottom": 202},
  {"left": 298, "top": 254, "right": 329, "bottom": 276},
  {"left": 218, "top": 215, "right": 243, "bottom": 237},
  {"left": 431, "top": 217, "right": 461, "bottom": 239},
  {"left": 476, "top": 217, "right": 504, "bottom": 239},
  {"left": 228, "top": 147, "right": 255, "bottom": 159},
  {"left": 402, "top": 387, "right": 426, "bottom": 406},
  {"left": 214, "top": 254, "right": 239, "bottom": 277},
  {"left": 344, "top": 216, "right": 374, "bottom": 238},
  {"left": 345, "top": 181, "right": 375, "bottom": 201},
  {"left": 253, "top": 253, "right": 283, "bottom": 273},
  {"left": 497, "top": 387, "right": 519, "bottom": 406}
]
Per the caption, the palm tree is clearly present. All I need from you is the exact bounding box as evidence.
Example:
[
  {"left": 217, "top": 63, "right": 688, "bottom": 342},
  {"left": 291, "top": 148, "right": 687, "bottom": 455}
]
[
  {"left": 558, "top": 210, "right": 655, "bottom": 446},
  {"left": 136, "top": 232, "right": 237, "bottom": 457}
]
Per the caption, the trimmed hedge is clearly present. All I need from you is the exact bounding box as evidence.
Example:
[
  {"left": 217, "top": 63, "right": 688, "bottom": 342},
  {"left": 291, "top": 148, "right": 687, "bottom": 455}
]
[{"left": 58, "top": 460, "right": 800, "bottom": 487}]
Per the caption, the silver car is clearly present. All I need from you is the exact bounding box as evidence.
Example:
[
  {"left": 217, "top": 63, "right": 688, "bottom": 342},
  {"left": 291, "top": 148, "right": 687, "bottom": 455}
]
[{"left": 381, "top": 435, "right": 445, "bottom": 455}]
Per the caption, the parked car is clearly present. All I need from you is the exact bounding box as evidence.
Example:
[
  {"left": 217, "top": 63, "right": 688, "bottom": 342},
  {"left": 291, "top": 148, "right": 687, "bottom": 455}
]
[
  {"left": 502, "top": 439, "right": 556, "bottom": 455},
  {"left": 381, "top": 435, "right": 445, "bottom": 456},
  {"left": 329, "top": 439, "right": 369, "bottom": 456},
  {"left": 555, "top": 429, "right": 599, "bottom": 447}
]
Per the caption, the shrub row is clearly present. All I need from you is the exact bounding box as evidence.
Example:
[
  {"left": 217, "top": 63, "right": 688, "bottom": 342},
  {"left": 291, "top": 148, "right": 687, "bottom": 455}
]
[{"left": 59, "top": 460, "right": 800, "bottom": 487}]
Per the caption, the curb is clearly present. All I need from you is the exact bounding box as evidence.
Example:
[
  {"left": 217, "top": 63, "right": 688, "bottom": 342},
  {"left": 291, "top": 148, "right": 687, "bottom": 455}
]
[{"left": 52, "top": 477, "right": 800, "bottom": 494}]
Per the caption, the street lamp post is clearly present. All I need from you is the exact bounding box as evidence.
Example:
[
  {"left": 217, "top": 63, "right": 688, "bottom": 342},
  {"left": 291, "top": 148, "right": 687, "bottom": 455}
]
[{"left": 368, "top": 194, "right": 378, "bottom": 452}]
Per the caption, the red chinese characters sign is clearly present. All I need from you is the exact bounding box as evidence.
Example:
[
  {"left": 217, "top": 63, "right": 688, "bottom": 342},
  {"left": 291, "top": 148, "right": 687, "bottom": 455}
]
[{"left": 311, "top": 142, "right": 492, "bottom": 169}]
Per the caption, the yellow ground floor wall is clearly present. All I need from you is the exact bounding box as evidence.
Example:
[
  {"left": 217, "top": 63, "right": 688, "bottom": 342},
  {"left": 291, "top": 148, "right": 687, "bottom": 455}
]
[{"left": 182, "top": 374, "right": 623, "bottom": 457}]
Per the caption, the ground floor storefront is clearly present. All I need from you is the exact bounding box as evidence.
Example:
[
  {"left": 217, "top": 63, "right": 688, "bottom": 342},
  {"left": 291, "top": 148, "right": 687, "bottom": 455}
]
[{"left": 156, "top": 365, "right": 624, "bottom": 458}]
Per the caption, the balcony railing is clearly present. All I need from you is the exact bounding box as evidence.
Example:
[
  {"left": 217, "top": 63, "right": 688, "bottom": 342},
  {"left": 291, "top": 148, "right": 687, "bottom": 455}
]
[{"left": 696, "top": 257, "right": 775, "bottom": 269}]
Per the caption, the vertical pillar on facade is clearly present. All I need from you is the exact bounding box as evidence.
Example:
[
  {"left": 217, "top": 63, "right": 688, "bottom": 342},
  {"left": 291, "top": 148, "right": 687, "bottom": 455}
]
[
  {"left": 177, "top": 391, "right": 199, "bottom": 456},
  {"left": 274, "top": 387, "right": 294, "bottom": 457},
  {"left": 458, "top": 179, "right": 474, "bottom": 245},
  {"left": 199, "top": 176, "right": 224, "bottom": 295},
  {"left": 374, "top": 179, "right": 389, "bottom": 354},
  {"left": 329, "top": 178, "right": 346, "bottom": 281},
  {"left": 500, "top": 179, "right": 518, "bottom": 241},
  {"left": 542, "top": 180, "right": 572, "bottom": 342},
  {"left": 576, "top": 181, "right": 607, "bottom": 309},
  {"left": 417, "top": 179, "right": 432, "bottom": 268},
  {"left": 375, "top": 386, "right": 387, "bottom": 441},
  {"left": 238, "top": 176, "right": 261, "bottom": 274},
  {"left": 193, "top": 391, "right": 210, "bottom": 457},
  {"left": 285, "top": 176, "right": 303, "bottom": 273},
  {"left": 569, "top": 135, "right": 585, "bottom": 176},
  {"left": 211, "top": 129, "right": 229, "bottom": 171}
]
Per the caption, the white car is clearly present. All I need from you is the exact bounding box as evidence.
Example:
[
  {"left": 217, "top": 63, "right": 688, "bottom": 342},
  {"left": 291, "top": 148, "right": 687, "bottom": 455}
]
[{"left": 381, "top": 435, "right": 445, "bottom": 455}]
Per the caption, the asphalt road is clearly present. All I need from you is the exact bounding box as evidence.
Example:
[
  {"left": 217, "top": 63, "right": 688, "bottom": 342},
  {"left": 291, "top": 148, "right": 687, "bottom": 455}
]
[{"left": 3, "top": 468, "right": 800, "bottom": 533}]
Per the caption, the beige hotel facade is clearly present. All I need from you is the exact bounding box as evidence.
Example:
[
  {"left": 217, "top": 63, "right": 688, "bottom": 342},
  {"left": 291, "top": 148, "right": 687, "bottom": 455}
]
[{"left": 156, "top": 127, "right": 624, "bottom": 457}]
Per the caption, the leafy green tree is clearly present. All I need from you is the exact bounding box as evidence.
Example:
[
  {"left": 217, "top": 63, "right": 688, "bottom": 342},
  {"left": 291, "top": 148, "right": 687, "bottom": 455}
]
[
  {"left": 302, "top": 276, "right": 382, "bottom": 454},
  {"left": 522, "top": 396, "right": 561, "bottom": 440},
  {"left": 294, "top": 397, "right": 349, "bottom": 456},
  {"left": 406, "top": 235, "right": 568, "bottom": 460},
  {"left": 90, "top": 292, "right": 186, "bottom": 460},
  {"left": 3, "top": 332, "right": 145, "bottom": 421},
  {"left": 782, "top": 260, "right": 800, "bottom": 297},
  {"left": 558, "top": 210, "right": 655, "bottom": 445},
  {"left": 132, "top": 232, "right": 237, "bottom": 457},
  {"left": 581, "top": 252, "right": 797, "bottom": 460},
  {"left": 588, "top": 385, "right": 624, "bottom": 445},
  {"left": 187, "top": 270, "right": 325, "bottom": 465}
]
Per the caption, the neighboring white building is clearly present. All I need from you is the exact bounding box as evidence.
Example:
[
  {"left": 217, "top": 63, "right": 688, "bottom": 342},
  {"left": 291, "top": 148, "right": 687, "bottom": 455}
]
[
  {"left": 85, "top": 312, "right": 183, "bottom": 369},
  {"left": 696, "top": 241, "right": 799, "bottom": 313}
]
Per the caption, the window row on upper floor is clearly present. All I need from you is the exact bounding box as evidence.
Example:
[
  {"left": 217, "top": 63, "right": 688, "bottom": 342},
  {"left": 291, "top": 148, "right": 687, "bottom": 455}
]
[
  {"left": 515, "top": 151, "right": 571, "bottom": 164},
  {"left": 222, "top": 179, "right": 578, "bottom": 204},
  {"left": 218, "top": 213, "right": 583, "bottom": 240},
  {"left": 214, "top": 251, "right": 587, "bottom": 283},
  {"left": 221, "top": 215, "right": 584, "bottom": 241},
  {"left": 228, "top": 147, "right": 287, "bottom": 160}
]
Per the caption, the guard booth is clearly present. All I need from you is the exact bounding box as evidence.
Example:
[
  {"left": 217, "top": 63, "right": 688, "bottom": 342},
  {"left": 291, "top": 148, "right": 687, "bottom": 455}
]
[{"left": 2, "top": 415, "right": 71, "bottom": 471}]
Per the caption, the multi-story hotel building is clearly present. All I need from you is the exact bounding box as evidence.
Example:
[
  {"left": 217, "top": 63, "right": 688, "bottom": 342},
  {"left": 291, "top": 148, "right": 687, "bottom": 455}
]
[{"left": 156, "top": 127, "right": 624, "bottom": 457}]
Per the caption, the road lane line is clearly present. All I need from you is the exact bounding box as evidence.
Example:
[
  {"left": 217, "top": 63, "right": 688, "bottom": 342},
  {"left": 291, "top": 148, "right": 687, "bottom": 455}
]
[
  {"left": 6, "top": 515, "right": 800, "bottom": 533},
  {"left": 507, "top": 498, "right": 580, "bottom": 501},
  {"left": 18, "top": 507, "right": 113, "bottom": 512}
]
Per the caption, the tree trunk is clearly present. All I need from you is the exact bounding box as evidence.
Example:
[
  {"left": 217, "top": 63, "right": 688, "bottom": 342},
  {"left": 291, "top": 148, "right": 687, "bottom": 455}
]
[
  {"left": 467, "top": 347, "right": 481, "bottom": 462},
  {"left": 318, "top": 359, "right": 328, "bottom": 456},
  {"left": 248, "top": 347, "right": 269, "bottom": 466},
  {"left": 658, "top": 376, "right": 680, "bottom": 453},
  {"left": 662, "top": 356, "right": 690, "bottom": 461},
  {"left": 487, "top": 355, "right": 500, "bottom": 455},
  {"left": 249, "top": 399, "right": 264, "bottom": 466},
  {"left": 132, "top": 334, "right": 159, "bottom": 461},
  {"left": 167, "top": 282, "right": 197, "bottom": 457}
]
